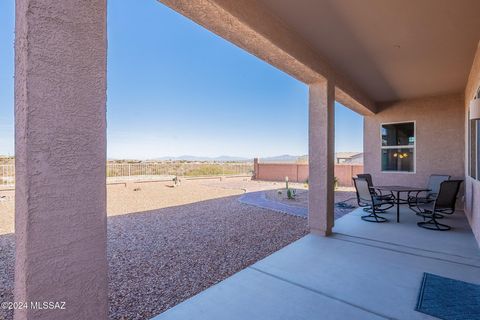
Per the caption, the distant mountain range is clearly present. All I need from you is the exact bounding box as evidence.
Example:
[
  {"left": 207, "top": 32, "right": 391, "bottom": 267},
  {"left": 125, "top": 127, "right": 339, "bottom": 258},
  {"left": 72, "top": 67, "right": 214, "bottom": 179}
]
[
  {"left": 152, "top": 155, "right": 251, "bottom": 162},
  {"left": 9, "top": 153, "right": 358, "bottom": 163},
  {"left": 148, "top": 154, "right": 308, "bottom": 162},
  {"left": 258, "top": 154, "right": 308, "bottom": 163}
]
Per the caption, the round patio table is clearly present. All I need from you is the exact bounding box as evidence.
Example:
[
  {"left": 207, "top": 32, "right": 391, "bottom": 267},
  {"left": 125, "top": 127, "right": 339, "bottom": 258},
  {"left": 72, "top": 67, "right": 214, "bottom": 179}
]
[{"left": 374, "top": 186, "right": 430, "bottom": 223}]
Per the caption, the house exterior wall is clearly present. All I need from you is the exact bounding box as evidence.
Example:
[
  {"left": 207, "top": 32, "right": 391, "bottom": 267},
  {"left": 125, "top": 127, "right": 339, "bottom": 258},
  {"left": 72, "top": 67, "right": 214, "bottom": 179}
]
[
  {"left": 345, "top": 153, "right": 364, "bottom": 164},
  {"left": 364, "top": 93, "right": 465, "bottom": 188},
  {"left": 465, "top": 42, "right": 480, "bottom": 246}
]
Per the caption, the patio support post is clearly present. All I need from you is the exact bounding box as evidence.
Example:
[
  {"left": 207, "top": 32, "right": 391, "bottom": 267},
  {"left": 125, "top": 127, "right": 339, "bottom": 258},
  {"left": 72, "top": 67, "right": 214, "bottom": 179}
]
[
  {"left": 308, "top": 80, "right": 335, "bottom": 235},
  {"left": 14, "top": 0, "right": 108, "bottom": 319}
]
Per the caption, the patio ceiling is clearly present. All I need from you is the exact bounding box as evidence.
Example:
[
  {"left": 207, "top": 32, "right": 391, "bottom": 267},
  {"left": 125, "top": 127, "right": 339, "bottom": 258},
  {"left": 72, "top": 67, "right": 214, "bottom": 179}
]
[{"left": 259, "top": 0, "right": 480, "bottom": 102}]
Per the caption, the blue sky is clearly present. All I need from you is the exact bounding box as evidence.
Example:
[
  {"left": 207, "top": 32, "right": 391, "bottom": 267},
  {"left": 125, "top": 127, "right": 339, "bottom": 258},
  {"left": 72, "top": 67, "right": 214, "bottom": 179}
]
[
  {"left": 0, "top": 0, "right": 14, "bottom": 156},
  {"left": 0, "top": 0, "right": 363, "bottom": 159}
]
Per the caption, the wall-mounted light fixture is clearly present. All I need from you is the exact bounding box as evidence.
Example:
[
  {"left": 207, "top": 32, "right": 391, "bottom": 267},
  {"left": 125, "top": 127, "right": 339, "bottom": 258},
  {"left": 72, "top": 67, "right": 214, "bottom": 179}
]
[{"left": 470, "top": 88, "right": 480, "bottom": 120}]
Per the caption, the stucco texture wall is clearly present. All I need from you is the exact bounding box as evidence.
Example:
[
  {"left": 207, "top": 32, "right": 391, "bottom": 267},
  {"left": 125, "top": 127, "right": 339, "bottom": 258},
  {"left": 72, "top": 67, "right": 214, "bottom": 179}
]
[
  {"left": 255, "top": 163, "right": 309, "bottom": 182},
  {"left": 364, "top": 93, "right": 465, "bottom": 188},
  {"left": 465, "top": 42, "right": 480, "bottom": 246},
  {"left": 253, "top": 163, "right": 362, "bottom": 186},
  {"left": 15, "top": 0, "right": 108, "bottom": 319}
]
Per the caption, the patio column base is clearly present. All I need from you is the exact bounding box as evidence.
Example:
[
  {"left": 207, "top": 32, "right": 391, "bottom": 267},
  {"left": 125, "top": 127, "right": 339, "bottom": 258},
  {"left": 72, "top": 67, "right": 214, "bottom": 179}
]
[{"left": 310, "top": 228, "right": 333, "bottom": 237}]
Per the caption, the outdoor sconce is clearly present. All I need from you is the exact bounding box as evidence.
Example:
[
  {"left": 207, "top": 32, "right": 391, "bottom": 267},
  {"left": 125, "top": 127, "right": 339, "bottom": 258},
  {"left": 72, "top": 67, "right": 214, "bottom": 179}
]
[{"left": 470, "top": 98, "right": 480, "bottom": 120}]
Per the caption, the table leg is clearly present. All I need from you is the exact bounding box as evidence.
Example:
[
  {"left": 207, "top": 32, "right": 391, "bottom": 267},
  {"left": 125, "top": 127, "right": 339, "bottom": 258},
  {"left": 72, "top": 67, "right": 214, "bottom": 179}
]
[{"left": 396, "top": 191, "right": 400, "bottom": 223}]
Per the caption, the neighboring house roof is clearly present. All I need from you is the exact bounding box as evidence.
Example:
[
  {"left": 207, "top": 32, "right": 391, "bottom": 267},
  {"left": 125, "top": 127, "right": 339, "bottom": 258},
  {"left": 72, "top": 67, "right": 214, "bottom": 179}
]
[
  {"left": 335, "top": 152, "right": 363, "bottom": 164},
  {"left": 335, "top": 152, "right": 362, "bottom": 159}
]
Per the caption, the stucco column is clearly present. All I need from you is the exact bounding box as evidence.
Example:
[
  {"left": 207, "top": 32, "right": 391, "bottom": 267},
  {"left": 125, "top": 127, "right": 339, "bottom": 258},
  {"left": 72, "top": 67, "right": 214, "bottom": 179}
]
[
  {"left": 14, "top": 1, "right": 108, "bottom": 319},
  {"left": 308, "top": 80, "right": 335, "bottom": 236}
]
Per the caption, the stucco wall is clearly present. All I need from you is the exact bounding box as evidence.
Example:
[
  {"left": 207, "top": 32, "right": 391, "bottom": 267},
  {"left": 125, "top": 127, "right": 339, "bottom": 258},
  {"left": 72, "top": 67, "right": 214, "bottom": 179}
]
[
  {"left": 465, "top": 42, "right": 480, "bottom": 246},
  {"left": 14, "top": 0, "right": 108, "bottom": 318},
  {"left": 255, "top": 163, "right": 309, "bottom": 182},
  {"left": 335, "top": 164, "right": 364, "bottom": 187},
  {"left": 364, "top": 93, "right": 465, "bottom": 188},
  {"left": 253, "top": 163, "right": 362, "bottom": 186}
]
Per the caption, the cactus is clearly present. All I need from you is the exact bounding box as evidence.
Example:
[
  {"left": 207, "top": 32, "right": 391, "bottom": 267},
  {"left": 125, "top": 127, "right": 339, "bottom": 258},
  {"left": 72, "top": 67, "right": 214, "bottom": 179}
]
[{"left": 285, "top": 176, "right": 296, "bottom": 199}]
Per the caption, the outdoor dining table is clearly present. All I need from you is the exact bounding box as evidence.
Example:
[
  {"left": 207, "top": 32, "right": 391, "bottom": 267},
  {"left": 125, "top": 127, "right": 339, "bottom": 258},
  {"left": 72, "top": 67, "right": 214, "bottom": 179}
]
[{"left": 373, "top": 186, "right": 431, "bottom": 223}]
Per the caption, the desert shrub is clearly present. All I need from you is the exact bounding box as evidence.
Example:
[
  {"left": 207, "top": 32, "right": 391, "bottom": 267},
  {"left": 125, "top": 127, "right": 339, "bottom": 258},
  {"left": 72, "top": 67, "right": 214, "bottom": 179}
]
[{"left": 185, "top": 165, "right": 235, "bottom": 176}]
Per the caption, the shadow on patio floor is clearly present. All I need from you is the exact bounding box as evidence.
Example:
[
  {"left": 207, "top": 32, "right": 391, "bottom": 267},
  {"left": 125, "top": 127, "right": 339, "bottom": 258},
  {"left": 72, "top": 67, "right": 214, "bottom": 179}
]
[{"left": 0, "top": 193, "right": 308, "bottom": 320}]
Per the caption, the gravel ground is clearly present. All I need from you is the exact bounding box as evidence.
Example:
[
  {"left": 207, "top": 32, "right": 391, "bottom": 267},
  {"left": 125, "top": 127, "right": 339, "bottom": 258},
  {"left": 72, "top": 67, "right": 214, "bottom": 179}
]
[
  {"left": 107, "top": 178, "right": 248, "bottom": 217},
  {"left": 0, "top": 179, "right": 356, "bottom": 319},
  {"left": 0, "top": 179, "right": 309, "bottom": 320},
  {"left": 108, "top": 195, "right": 307, "bottom": 319},
  {"left": 0, "top": 234, "right": 14, "bottom": 320}
]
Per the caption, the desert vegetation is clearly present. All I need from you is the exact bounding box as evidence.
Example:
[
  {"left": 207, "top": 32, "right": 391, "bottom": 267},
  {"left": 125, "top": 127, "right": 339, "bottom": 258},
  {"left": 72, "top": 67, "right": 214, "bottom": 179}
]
[
  {"left": 0, "top": 158, "right": 253, "bottom": 186},
  {"left": 0, "top": 156, "right": 13, "bottom": 165},
  {"left": 106, "top": 161, "right": 253, "bottom": 178}
]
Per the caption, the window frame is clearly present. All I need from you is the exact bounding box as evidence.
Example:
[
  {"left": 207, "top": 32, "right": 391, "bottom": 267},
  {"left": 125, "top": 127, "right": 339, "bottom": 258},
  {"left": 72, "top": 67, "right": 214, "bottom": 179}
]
[
  {"left": 380, "top": 121, "right": 416, "bottom": 174},
  {"left": 469, "top": 87, "right": 480, "bottom": 180},
  {"left": 478, "top": 119, "right": 480, "bottom": 180},
  {"left": 468, "top": 117, "right": 477, "bottom": 179}
]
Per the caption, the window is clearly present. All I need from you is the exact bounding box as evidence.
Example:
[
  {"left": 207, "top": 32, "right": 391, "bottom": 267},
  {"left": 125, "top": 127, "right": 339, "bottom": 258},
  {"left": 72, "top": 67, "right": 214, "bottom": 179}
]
[
  {"left": 469, "top": 118, "right": 477, "bottom": 179},
  {"left": 381, "top": 122, "right": 415, "bottom": 172},
  {"left": 469, "top": 88, "right": 480, "bottom": 180}
]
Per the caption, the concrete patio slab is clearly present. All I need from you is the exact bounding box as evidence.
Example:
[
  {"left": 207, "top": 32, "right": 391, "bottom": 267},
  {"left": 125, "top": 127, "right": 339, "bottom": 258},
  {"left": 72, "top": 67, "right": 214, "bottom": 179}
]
[
  {"left": 152, "top": 266, "right": 385, "bottom": 320},
  {"left": 333, "top": 208, "right": 480, "bottom": 264},
  {"left": 252, "top": 235, "right": 479, "bottom": 320},
  {"left": 152, "top": 207, "right": 480, "bottom": 320}
]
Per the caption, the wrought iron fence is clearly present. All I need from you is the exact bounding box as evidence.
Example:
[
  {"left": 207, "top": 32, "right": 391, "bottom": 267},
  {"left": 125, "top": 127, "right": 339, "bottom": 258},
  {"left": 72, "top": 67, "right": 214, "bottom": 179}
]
[
  {"left": 107, "top": 162, "right": 253, "bottom": 178},
  {"left": 0, "top": 165, "right": 14, "bottom": 187},
  {"left": 0, "top": 162, "right": 253, "bottom": 187}
]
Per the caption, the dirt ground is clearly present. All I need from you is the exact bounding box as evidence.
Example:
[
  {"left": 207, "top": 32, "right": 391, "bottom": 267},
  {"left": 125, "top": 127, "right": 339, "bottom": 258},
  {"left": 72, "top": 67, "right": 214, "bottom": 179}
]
[{"left": 0, "top": 178, "right": 308, "bottom": 235}]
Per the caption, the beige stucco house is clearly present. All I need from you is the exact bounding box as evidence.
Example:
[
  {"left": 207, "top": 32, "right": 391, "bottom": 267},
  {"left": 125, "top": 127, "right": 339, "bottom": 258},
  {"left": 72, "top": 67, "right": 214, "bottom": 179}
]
[
  {"left": 13, "top": 0, "right": 480, "bottom": 319},
  {"left": 335, "top": 152, "right": 363, "bottom": 164}
]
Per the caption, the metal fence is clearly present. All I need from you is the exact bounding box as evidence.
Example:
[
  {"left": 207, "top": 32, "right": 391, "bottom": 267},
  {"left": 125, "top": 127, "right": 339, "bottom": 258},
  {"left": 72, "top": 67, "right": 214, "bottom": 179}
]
[
  {"left": 107, "top": 162, "right": 253, "bottom": 178},
  {"left": 0, "top": 162, "right": 253, "bottom": 187},
  {"left": 0, "top": 165, "right": 15, "bottom": 187}
]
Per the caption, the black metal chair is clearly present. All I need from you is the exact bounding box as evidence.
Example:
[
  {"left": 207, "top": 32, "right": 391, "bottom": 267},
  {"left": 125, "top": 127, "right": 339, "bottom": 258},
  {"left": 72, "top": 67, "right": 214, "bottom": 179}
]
[
  {"left": 356, "top": 173, "right": 394, "bottom": 212},
  {"left": 417, "top": 180, "right": 463, "bottom": 231},
  {"left": 353, "top": 177, "right": 391, "bottom": 223},
  {"left": 408, "top": 174, "right": 450, "bottom": 215}
]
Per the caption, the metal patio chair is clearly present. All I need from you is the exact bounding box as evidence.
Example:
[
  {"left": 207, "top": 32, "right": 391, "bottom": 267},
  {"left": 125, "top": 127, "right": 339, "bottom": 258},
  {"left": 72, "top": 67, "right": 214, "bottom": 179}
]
[
  {"left": 356, "top": 173, "right": 394, "bottom": 212},
  {"left": 417, "top": 180, "right": 463, "bottom": 231},
  {"left": 408, "top": 174, "right": 450, "bottom": 215},
  {"left": 353, "top": 177, "right": 391, "bottom": 223}
]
